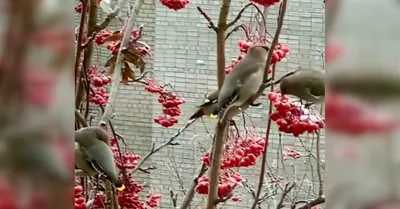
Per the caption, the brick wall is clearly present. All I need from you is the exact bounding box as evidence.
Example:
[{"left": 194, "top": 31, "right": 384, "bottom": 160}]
[{"left": 75, "top": 0, "right": 325, "bottom": 208}]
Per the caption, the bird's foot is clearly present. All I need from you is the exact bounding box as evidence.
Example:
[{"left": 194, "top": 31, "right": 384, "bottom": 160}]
[{"left": 229, "top": 120, "right": 237, "bottom": 126}]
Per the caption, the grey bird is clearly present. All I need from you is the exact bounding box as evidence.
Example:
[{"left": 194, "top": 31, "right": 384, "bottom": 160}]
[
  {"left": 75, "top": 126, "right": 125, "bottom": 191},
  {"left": 279, "top": 67, "right": 325, "bottom": 106},
  {"left": 189, "top": 90, "right": 263, "bottom": 120},
  {"left": 211, "top": 43, "right": 270, "bottom": 122}
]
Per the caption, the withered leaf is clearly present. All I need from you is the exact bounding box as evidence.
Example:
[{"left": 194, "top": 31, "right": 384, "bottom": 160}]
[
  {"left": 124, "top": 62, "right": 136, "bottom": 80},
  {"left": 122, "top": 44, "right": 141, "bottom": 57},
  {"left": 107, "top": 64, "right": 116, "bottom": 74},
  {"left": 121, "top": 68, "right": 129, "bottom": 85},
  {"left": 122, "top": 52, "right": 139, "bottom": 64},
  {"left": 103, "top": 33, "right": 123, "bottom": 43},
  {"left": 105, "top": 55, "right": 117, "bottom": 67}
]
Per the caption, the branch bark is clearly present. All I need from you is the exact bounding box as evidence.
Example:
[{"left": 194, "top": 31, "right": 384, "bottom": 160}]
[
  {"left": 179, "top": 164, "right": 208, "bottom": 209},
  {"left": 204, "top": 0, "right": 231, "bottom": 208},
  {"left": 99, "top": 0, "right": 144, "bottom": 127},
  {"left": 250, "top": 1, "right": 288, "bottom": 209}
]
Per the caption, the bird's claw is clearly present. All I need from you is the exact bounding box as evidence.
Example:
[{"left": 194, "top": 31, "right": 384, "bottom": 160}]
[
  {"left": 229, "top": 120, "right": 236, "bottom": 126},
  {"left": 304, "top": 102, "right": 314, "bottom": 108}
]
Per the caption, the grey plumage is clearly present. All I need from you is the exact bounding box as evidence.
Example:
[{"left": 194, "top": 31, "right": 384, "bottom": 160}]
[
  {"left": 279, "top": 67, "right": 325, "bottom": 104},
  {"left": 213, "top": 43, "right": 270, "bottom": 121},
  {"left": 75, "top": 126, "right": 124, "bottom": 190}
]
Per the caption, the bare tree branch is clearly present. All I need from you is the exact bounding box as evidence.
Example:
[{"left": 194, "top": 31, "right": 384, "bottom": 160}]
[
  {"left": 197, "top": 7, "right": 218, "bottom": 31},
  {"left": 131, "top": 119, "right": 197, "bottom": 175},
  {"left": 94, "top": 0, "right": 128, "bottom": 32},
  {"left": 179, "top": 163, "right": 208, "bottom": 209},
  {"left": 250, "top": 1, "right": 288, "bottom": 208}
]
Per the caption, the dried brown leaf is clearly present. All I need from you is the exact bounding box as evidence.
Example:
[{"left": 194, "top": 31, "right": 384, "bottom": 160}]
[
  {"left": 121, "top": 69, "right": 129, "bottom": 85},
  {"left": 124, "top": 62, "right": 136, "bottom": 80},
  {"left": 103, "top": 33, "right": 122, "bottom": 43},
  {"left": 105, "top": 55, "right": 117, "bottom": 67},
  {"left": 107, "top": 64, "right": 115, "bottom": 74}
]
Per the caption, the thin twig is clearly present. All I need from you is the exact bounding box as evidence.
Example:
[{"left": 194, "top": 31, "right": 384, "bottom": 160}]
[
  {"left": 170, "top": 190, "right": 178, "bottom": 207},
  {"left": 179, "top": 163, "right": 208, "bottom": 209},
  {"left": 74, "top": 0, "right": 89, "bottom": 83},
  {"left": 225, "top": 24, "right": 247, "bottom": 41},
  {"left": 131, "top": 119, "right": 197, "bottom": 175},
  {"left": 293, "top": 196, "right": 325, "bottom": 209},
  {"left": 315, "top": 131, "right": 324, "bottom": 197},
  {"left": 99, "top": 0, "right": 144, "bottom": 127},
  {"left": 276, "top": 183, "right": 296, "bottom": 209},
  {"left": 196, "top": 7, "right": 218, "bottom": 31},
  {"left": 94, "top": 0, "right": 128, "bottom": 32},
  {"left": 226, "top": 3, "right": 253, "bottom": 28},
  {"left": 250, "top": 1, "right": 288, "bottom": 208},
  {"left": 75, "top": 109, "right": 88, "bottom": 127}
]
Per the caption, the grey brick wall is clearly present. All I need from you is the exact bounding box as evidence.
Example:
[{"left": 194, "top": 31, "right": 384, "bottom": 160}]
[{"left": 75, "top": 0, "right": 325, "bottom": 208}]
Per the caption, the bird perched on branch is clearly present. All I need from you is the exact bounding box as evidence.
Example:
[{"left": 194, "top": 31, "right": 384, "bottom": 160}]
[
  {"left": 75, "top": 126, "right": 125, "bottom": 191},
  {"left": 189, "top": 90, "right": 262, "bottom": 120},
  {"left": 211, "top": 43, "right": 270, "bottom": 122},
  {"left": 279, "top": 67, "right": 325, "bottom": 106}
]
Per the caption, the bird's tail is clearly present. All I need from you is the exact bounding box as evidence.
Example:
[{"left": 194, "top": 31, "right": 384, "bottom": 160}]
[
  {"left": 113, "top": 179, "right": 125, "bottom": 191},
  {"left": 189, "top": 109, "right": 205, "bottom": 120}
]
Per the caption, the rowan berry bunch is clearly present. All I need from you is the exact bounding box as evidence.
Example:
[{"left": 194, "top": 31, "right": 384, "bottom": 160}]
[
  {"left": 282, "top": 146, "right": 302, "bottom": 160},
  {"left": 202, "top": 133, "right": 266, "bottom": 169},
  {"left": 325, "top": 93, "right": 398, "bottom": 135},
  {"left": 267, "top": 91, "right": 325, "bottom": 137},
  {"left": 269, "top": 176, "right": 284, "bottom": 184},
  {"left": 195, "top": 171, "right": 242, "bottom": 198},
  {"left": 144, "top": 78, "right": 185, "bottom": 128},
  {"left": 95, "top": 29, "right": 150, "bottom": 56},
  {"left": 74, "top": 185, "right": 86, "bottom": 209},
  {"left": 110, "top": 137, "right": 140, "bottom": 170},
  {"left": 146, "top": 192, "right": 162, "bottom": 208},
  {"left": 87, "top": 66, "right": 112, "bottom": 105},
  {"left": 225, "top": 40, "right": 289, "bottom": 75},
  {"left": 160, "top": 0, "right": 190, "bottom": 11},
  {"left": 270, "top": 43, "right": 290, "bottom": 64},
  {"left": 92, "top": 193, "right": 106, "bottom": 209},
  {"left": 251, "top": 0, "right": 280, "bottom": 7}
]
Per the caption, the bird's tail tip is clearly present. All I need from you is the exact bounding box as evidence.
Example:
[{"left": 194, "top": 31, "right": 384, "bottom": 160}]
[
  {"left": 115, "top": 180, "right": 125, "bottom": 191},
  {"left": 209, "top": 114, "right": 217, "bottom": 119},
  {"left": 189, "top": 109, "right": 204, "bottom": 120}
]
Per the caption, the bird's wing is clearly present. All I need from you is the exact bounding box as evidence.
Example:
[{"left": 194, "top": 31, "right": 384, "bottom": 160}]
[
  {"left": 218, "top": 62, "right": 262, "bottom": 110},
  {"left": 198, "top": 90, "right": 219, "bottom": 108},
  {"left": 85, "top": 142, "right": 117, "bottom": 180}
]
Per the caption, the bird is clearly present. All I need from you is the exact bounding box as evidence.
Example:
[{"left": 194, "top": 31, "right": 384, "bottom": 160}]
[
  {"left": 189, "top": 90, "right": 262, "bottom": 120},
  {"left": 279, "top": 67, "right": 325, "bottom": 107},
  {"left": 75, "top": 126, "right": 125, "bottom": 191},
  {"left": 211, "top": 43, "right": 270, "bottom": 122}
]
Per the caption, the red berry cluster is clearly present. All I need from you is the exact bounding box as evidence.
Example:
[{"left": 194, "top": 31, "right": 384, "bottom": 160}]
[
  {"left": 146, "top": 192, "right": 162, "bottom": 208},
  {"left": 144, "top": 78, "right": 185, "bottom": 128},
  {"left": 269, "top": 176, "right": 284, "bottom": 184},
  {"left": 237, "top": 40, "right": 255, "bottom": 52},
  {"left": 250, "top": 0, "right": 280, "bottom": 7},
  {"left": 267, "top": 91, "right": 325, "bottom": 137},
  {"left": 202, "top": 135, "right": 266, "bottom": 169},
  {"left": 282, "top": 146, "right": 302, "bottom": 160},
  {"left": 87, "top": 66, "right": 111, "bottom": 105},
  {"left": 325, "top": 93, "right": 398, "bottom": 135},
  {"left": 195, "top": 171, "right": 242, "bottom": 198},
  {"left": 108, "top": 137, "right": 162, "bottom": 209},
  {"left": 160, "top": 0, "right": 190, "bottom": 11},
  {"left": 225, "top": 54, "right": 244, "bottom": 74},
  {"left": 92, "top": 193, "right": 106, "bottom": 209},
  {"left": 271, "top": 43, "right": 290, "bottom": 64},
  {"left": 231, "top": 194, "right": 242, "bottom": 202},
  {"left": 95, "top": 29, "right": 150, "bottom": 56},
  {"left": 74, "top": 185, "right": 86, "bottom": 209}
]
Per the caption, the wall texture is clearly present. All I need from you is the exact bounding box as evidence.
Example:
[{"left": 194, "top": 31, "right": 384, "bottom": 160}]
[{"left": 75, "top": 0, "right": 325, "bottom": 208}]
